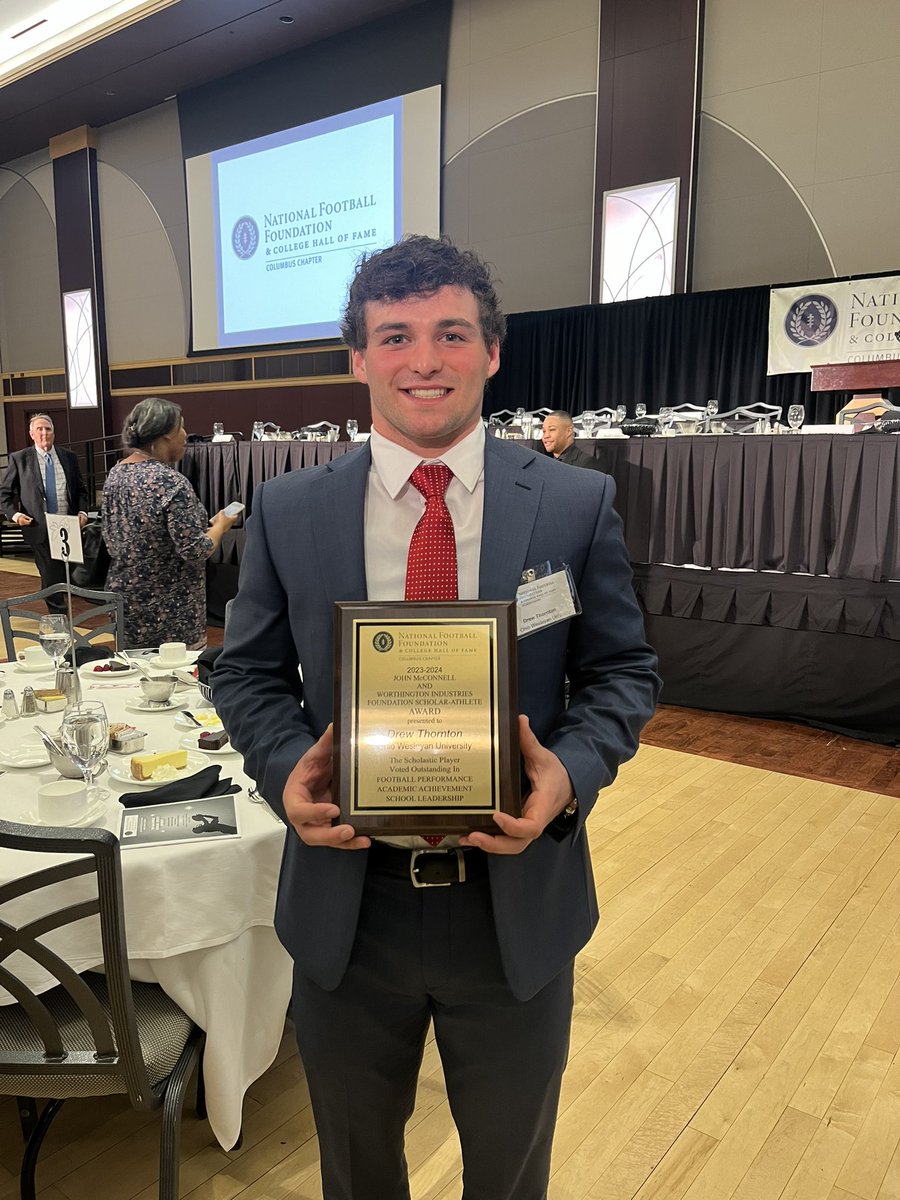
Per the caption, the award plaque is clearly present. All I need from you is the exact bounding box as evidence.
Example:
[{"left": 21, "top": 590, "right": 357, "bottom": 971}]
[{"left": 333, "top": 601, "right": 520, "bottom": 836}]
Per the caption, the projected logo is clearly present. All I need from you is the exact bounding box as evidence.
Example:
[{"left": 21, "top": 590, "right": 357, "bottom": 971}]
[
  {"left": 231, "top": 216, "right": 260, "bottom": 260},
  {"left": 784, "top": 295, "right": 838, "bottom": 347}
]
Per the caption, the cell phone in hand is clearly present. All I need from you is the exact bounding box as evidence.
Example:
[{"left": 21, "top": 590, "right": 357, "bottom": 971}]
[{"left": 223, "top": 502, "right": 245, "bottom": 517}]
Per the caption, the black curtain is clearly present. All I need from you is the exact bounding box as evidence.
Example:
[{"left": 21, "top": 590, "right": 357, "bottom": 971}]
[{"left": 486, "top": 284, "right": 891, "bottom": 424}]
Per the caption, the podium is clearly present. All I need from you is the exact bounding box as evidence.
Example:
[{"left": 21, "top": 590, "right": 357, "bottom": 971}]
[{"left": 810, "top": 359, "right": 900, "bottom": 393}]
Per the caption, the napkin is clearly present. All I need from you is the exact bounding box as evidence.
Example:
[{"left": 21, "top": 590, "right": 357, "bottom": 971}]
[{"left": 118, "top": 764, "right": 241, "bottom": 808}]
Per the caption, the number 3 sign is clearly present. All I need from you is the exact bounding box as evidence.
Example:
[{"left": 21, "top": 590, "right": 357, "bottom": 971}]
[{"left": 46, "top": 514, "right": 85, "bottom": 564}]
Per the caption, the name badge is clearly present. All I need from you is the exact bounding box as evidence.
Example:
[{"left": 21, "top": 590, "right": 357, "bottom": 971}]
[{"left": 516, "top": 561, "right": 580, "bottom": 638}]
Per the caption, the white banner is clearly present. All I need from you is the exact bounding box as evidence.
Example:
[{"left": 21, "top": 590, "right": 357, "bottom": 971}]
[{"left": 767, "top": 275, "right": 900, "bottom": 375}]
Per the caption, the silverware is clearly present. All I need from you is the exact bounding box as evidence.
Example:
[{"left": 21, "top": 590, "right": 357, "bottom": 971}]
[{"left": 183, "top": 711, "right": 203, "bottom": 727}]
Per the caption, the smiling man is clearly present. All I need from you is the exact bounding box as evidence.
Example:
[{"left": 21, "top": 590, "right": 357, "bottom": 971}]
[
  {"left": 214, "top": 236, "right": 659, "bottom": 1200},
  {"left": 541, "top": 409, "right": 603, "bottom": 470}
]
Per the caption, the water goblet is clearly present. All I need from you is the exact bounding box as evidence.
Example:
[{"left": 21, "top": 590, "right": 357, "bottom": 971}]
[
  {"left": 212, "top": 422, "right": 225, "bottom": 437},
  {"left": 38, "top": 614, "right": 71, "bottom": 672},
  {"left": 615, "top": 405, "right": 627, "bottom": 425},
  {"left": 60, "top": 700, "right": 109, "bottom": 803},
  {"left": 787, "top": 404, "right": 805, "bottom": 433},
  {"left": 346, "top": 419, "right": 359, "bottom": 441},
  {"left": 635, "top": 403, "right": 647, "bottom": 420},
  {"left": 706, "top": 398, "right": 718, "bottom": 418},
  {"left": 659, "top": 407, "right": 675, "bottom": 434}
]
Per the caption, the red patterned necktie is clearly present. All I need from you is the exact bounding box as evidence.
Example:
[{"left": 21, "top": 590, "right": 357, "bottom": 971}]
[
  {"left": 406, "top": 462, "right": 457, "bottom": 845},
  {"left": 405, "top": 463, "right": 458, "bottom": 602}
]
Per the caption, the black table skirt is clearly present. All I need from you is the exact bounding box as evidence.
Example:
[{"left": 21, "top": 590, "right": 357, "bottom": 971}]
[{"left": 182, "top": 435, "right": 900, "bottom": 742}]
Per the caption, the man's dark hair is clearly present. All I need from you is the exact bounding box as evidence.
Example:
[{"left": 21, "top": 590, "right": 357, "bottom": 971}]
[
  {"left": 544, "top": 410, "right": 573, "bottom": 426},
  {"left": 341, "top": 235, "right": 506, "bottom": 352}
]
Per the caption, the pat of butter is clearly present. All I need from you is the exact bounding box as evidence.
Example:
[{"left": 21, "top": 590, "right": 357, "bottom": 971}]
[{"left": 131, "top": 749, "right": 188, "bottom": 780}]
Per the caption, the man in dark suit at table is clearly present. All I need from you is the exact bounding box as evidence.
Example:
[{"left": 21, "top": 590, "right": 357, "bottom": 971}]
[
  {"left": 214, "top": 236, "right": 659, "bottom": 1200},
  {"left": 0, "top": 413, "right": 88, "bottom": 612},
  {"left": 541, "top": 408, "right": 604, "bottom": 470}
]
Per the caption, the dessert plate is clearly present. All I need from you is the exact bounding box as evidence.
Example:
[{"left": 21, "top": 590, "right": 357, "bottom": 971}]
[
  {"left": 108, "top": 750, "right": 209, "bottom": 788},
  {"left": 178, "top": 733, "right": 236, "bottom": 756}
]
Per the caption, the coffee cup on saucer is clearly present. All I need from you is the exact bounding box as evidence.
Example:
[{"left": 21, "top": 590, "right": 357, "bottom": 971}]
[
  {"left": 17, "top": 646, "right": 53, "bottom": 671},
  {"left": 38, "top": 779, "right": 87, "bottom": 825},
  {"left": 158, "top": 641, "right": 187, "bottom": 667}
]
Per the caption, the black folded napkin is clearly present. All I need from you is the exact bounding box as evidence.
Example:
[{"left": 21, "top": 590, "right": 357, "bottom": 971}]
[{"left": 118, "top": 764, "right": 241, "bottom": 808}]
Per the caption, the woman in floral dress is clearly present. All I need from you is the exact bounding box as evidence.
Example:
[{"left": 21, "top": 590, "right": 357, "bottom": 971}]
[{"left": 103, "top": 397, "right": 238, "bottom": 649}]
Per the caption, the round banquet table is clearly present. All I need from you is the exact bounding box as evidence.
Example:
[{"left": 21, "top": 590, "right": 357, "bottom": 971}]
[{"left": 0, "top": 661, "right": 291, "bottom": 1151}]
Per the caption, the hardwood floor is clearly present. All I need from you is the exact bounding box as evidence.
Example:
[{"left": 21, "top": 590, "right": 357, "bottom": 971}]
[{"left": 1, "top": 561, "right": 899, "bottom": 1199}]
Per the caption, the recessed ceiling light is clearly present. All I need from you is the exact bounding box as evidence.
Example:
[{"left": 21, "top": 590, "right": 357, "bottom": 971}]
[
  {"left": 105, "top": 89, "right": 116, "bottom": 96},
  {"left": 279, "top": 15, "right": 295, "bottom": 23}
]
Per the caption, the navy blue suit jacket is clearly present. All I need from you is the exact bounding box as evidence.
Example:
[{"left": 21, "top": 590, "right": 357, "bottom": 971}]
[{"left": 214, "top": 434, "right": 659, "bottom": 999}]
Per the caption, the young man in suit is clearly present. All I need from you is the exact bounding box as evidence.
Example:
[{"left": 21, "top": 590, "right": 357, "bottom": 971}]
[
  {"left": 541, "top": 409, "right": 604, "bottom": 469},
  {"left": 0, "top": 414, "right": 88, "bottom": 612},
  {"left": 214, "top": 236, "right": 659, "bottom": 1199}
]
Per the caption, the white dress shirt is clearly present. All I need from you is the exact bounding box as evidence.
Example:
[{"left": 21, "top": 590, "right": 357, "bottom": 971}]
[{"left": 365, "top": 421, "right": 485, "bottom": 602}]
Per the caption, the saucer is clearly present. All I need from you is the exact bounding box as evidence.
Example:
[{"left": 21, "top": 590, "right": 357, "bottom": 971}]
[
  {"left": 125, "top": 698, "right": 188, "bottom": 715},
  {"left": 13, "top": 662, "right": 55, "bottom": 676},
  {"left": 146, "top": 653, "right": 199, "bottom": 670},
  {"left": 22, "top": 796, "right": 108, "bottom": 828},
  {"left": 0, "top": 744, "right": 52, "bottom": 768}
]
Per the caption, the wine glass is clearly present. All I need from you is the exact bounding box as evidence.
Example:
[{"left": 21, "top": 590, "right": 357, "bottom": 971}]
[
  {"left": 346, "top": 419, "right": 358, "bottom": 441},
  {"left": 635, "top": 403, "right": 647, "bottom": 420},
  {"left": 787, "top": 404, "right": 805, "bottom": 433},
  {"left": 659, "top": 407, "right": 675, "bottom": 434},
  {"left": 38, "top": 614, "right": 71, "bottom": 672},
  {"left": 615, "top": 405, "right": 627, "bottom": 425},
  {"left": 706, "top": 397, "right": 718, "bottom": 418},
  {"left": 60, "top": 701, "right": 110, "bottom": 803}
]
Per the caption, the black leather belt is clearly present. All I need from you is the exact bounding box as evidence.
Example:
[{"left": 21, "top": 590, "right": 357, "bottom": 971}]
[{"left": 367, "top": 842, "right": 487, "bottom": 888}]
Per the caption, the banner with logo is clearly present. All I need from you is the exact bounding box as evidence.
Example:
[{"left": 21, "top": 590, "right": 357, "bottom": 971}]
[{"left": 767, "top": 276, "right": 900, "bottom": 374}]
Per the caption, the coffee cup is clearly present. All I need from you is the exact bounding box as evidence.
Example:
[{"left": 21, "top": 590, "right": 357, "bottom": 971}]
[
  {"left": 37, "top": 779, "right": 87, "bottom": 825},
  {"left": 158, "top": 641, "right": 187, "bottom": 666},
  {"left": 18, "top": 646, "right": 53, "bottom": 671}
]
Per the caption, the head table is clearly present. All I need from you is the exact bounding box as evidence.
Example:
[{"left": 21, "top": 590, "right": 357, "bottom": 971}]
[{"left": 0, "top": 660, "right": 291, "bottom": 1151}]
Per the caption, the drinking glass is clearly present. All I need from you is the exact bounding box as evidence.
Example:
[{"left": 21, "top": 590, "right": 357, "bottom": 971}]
[
  {"left": 659, "top": 407, "right": 675, "bottom": 434},
  {"left": 212, "top": 422, "right": 225, "bottom": 437},
  {"left": 38, "top": 615, "right": 71, "bottom": 671},
  {"left": 583, "top": 412, "right": 598, "bottom": 438},
  {"left": 615, "top": 405, "right": 627, "bottom": 425},
  {"left": 252, "top": 421, "right": 264, "bottom": 440},
  {"left": 787, "top": 404, "right": 805, "bottom": 432},
  {"left": 60, "top": 700, "right": 110, "bottom": 803},
  {"left": 635, "top": 403, "right": 647, "bottom": 419},
  {"left": 706, "top": 398, "right": 719, "bottom": 418},
  {"left": 346, "top": 419, "right": 359, "bottom": 441}
]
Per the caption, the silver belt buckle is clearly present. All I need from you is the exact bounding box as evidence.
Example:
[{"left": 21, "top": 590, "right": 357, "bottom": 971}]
[{"left": 409, "top": 848, "right": 466, "bottom": 888}]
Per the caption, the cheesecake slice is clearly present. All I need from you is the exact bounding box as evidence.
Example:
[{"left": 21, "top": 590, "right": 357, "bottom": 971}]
[{"left": 131, "top": 749, "right": 188, "bottom": 780}]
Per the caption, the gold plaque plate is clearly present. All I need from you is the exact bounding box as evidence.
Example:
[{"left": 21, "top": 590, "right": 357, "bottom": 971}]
[{"left": 333, "top": 601, "right": 520, "bottom": 836}]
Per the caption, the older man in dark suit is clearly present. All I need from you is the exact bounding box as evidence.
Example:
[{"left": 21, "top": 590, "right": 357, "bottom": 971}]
[
  {"left": 214, "top": 237, "right": 659, "bottom": 1200},
  {"left": 0, "top": 414, "right": 88, "bottom": 611}
]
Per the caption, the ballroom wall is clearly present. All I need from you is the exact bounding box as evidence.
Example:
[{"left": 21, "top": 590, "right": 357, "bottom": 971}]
[
  {"left": 1, "top": 0, "right": 900, "bottom": 392},
  {"left": 693, "top": 0, "right": 900, "bottom": 290}
]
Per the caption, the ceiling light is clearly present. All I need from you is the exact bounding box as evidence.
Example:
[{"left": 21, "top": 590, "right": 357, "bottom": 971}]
[{"left": 279, "top": 15, "right": 294, "bottom": 23}]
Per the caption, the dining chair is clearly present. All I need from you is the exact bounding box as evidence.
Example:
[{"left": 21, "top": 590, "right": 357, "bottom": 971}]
[
  {"left": 0, "top": 819, "right": 206, "bottom": 1200},
  {"left": 0, "top": 584, "right": 124, "bottom": 660}
]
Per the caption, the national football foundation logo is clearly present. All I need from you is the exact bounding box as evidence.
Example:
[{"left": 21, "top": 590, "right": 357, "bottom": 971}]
[
  {"left": 784, "top": 294, "right": 838, "bottom": 347},
  {"left": 372, "top": 632, "right": 394, "bottom": 653},
  {"left": 231, "top": 216, "right": 259, "bottom": 260}
]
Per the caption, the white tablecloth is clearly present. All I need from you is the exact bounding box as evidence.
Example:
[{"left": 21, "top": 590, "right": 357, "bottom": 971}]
[{"left": 0, "top": 665, "right": 292, "bottom": 1150}]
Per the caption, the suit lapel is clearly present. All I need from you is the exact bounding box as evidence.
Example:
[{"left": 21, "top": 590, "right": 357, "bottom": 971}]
[
  {"left": 479, "top": 437, "right": 543, "bottom": 599},
  {"left": 308, "top": 446, "right": 369, "bottom": 602}
]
